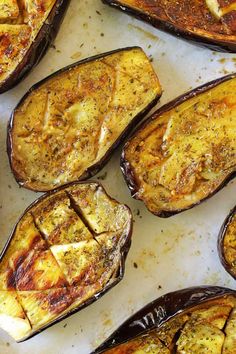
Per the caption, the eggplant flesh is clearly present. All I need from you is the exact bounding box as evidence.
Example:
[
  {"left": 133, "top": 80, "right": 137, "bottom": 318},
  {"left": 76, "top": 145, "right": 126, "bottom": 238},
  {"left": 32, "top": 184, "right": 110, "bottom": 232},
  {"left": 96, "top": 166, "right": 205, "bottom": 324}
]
[
  {"left": 121, "top": 74, "right": 236, "bottom": 217},
  {"left": 8, "top": 47, "right": 162, "bottom": 192},
  {"left": 94, "top": 287, "right": 236, "bottom": 354},
  {"left": 0, "top": 182, "right": 132, "bottom": 342},
  {"left": 218, "top": 206, "right": 236, "bottom": 280},
  {"left": 0, "top": 0, "right": 70, "bottom": 93},
  {"left": 103, "top": 0, "right": 236, "bottom": 52}
]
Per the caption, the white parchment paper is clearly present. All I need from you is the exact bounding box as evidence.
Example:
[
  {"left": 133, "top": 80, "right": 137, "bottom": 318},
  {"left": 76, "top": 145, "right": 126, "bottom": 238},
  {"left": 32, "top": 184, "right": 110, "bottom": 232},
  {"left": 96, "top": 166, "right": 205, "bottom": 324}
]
[{"left": 0, "top": 1, "right": 235, "bottom": 353}]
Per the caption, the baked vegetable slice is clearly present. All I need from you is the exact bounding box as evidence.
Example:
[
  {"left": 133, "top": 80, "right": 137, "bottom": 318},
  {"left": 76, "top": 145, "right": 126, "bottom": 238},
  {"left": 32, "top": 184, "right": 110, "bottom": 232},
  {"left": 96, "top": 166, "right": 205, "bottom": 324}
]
[
  {"left": 121, "top": 73, "right": 236, "bottom": 217},
  {"left": 0, "top": 0, "right": 70, "bottom": 93},
  {"left": 0, "top": 182, "right": 132, "bottom": 341},
  {"left": 218, "top": 206, "right": 236, "bottom": 280},
  {"left": 8, "top": 47, "right": 162, "bottom": 192},
  {"left": 103, "top": 0, "right": 236, "bottom": 52},
  {"left": 93, "top": 286, "right": 236, "bottom": 353}
]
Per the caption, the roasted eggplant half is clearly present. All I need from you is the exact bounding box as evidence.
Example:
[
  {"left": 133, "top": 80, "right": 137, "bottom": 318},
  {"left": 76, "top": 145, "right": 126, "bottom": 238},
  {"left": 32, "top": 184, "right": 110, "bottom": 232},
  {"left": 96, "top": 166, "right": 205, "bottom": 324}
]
[
  {"left": 93, "top": 286, "right": 236, "bottom": 353},
  {"left": 0, "top": 182, "right": 132, "bottom": 342},
  {"left": 0, "top": 0, "right": 70, "bottom": 93},
  {"left": 8, "top": 47, "right": 162, "bottom": 192},
  {"left": 121, "top": 73, "right": 236, "bottom": 217},
  {"left": 218, "top": 206, "right": 236, "bottom": 280},
  {"left": 103, "top": 0, "right": 236, "bottom": 52}
]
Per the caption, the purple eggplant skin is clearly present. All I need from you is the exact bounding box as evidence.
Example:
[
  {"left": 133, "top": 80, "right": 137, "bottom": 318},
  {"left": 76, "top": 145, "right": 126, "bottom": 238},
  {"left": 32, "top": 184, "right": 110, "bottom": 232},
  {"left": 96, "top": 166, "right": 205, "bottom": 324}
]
[
  {"left": 92, "top": 286, "right": 236, "bottom": 353},
  {"left": 218, "top": 206, "right": 236, "bottom": 281},
  {"left": 121, "top": 73, "right": 236, "bottom": 218},
  {"left": 0, "top": 0, "right": 70, "bottom": 94},
  {"left": 0, "top": 181, "right": 133, "bottom": 342},
  {"left": 7, "top": 46, "right": 162, "bottom": 193},
  {"left": 102, "top": 0, "right": 236, "bottom": 53}
]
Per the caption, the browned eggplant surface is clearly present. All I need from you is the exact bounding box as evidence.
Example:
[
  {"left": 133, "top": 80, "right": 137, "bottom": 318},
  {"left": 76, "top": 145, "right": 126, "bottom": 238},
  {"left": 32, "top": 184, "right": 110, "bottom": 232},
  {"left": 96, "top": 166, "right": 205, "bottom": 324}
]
[
  {"left": 0, "top": 0, "right": 70, "bottom": 93},
  {"left": 121, "top": 74, "right": 236, "bottom": 217},
  {"left": 93, "top": 287, "right": 236, "bottom": 353},
  {"left": 0, "top": 182, "right": 132, "bottom": 341},
  {"left": 103, "top": 0, "right": 236, "bottom": 52},
  {"left": 8, "top": 47, "right": 162, "bottom": 192},
  {"left": 218, "top": 206, "right": 236, "bottom": 280}
]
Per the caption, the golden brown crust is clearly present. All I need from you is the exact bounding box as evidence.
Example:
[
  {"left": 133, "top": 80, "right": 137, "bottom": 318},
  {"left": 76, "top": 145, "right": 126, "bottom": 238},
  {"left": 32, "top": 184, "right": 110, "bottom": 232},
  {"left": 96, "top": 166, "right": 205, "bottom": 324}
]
[
  {"left": 122, "top": 76, "right": 236, "bottom": 216},
  {"left": 103, "top": 296, "right": 236, "bottom": 353},
  {"left": 15, "top": 250, "right": 69, "bottom": 291},
  {"left": 114, "top": 0, "right": 236, "bottom": 39},
  {"left": 9, "top": 47, "right": 161, "bottom": 191},
  {"left": 17, "top": 288, "right": 73, "bottom": 328},
  {"left": 0, "top": 0, "right": 57, "bottom": 85},
  {"left": 0, "top": 182, "right": 132, "bottom": 341}
]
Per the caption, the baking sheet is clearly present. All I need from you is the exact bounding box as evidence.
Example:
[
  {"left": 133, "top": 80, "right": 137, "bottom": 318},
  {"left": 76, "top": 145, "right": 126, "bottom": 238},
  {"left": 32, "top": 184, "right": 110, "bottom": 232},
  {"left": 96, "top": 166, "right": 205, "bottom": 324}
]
[{"left": 0, "top": 0, "right": 235, "bottom": 353}]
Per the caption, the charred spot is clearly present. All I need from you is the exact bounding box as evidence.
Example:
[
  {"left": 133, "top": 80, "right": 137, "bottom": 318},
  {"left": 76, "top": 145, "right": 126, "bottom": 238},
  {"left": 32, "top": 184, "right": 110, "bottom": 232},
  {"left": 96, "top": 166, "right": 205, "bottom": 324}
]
[
  {"left": 69, "top": 285, "right": 87, "bottom": 301},
  {"left": 0, "top": 34, "right": 10, "bottom": 45},
  {"left": 6, "top": 268, "right": 16, "bottom": 289},
  {"left": 20, "top": 35, "right": 30, "bottom": 48},
  {"left": 0, "top": 34, "right": 11, "bottom": 56},
  {"left": 29, "top": 234, "right": 46, "bottom": 250},
  {"left": 15, "top": 266, "right": 34, "bottom": 291},
  {"left": 135, "top": 145, "right": 142, "bottom": 152},
  {"left": 15, "top": 250, "right": 41, "bottom": 291},
  {"left": 4, "top": 44, "right": 13, "bottom": 57},
  {"left": 222, "top": 10, "right": 236, "bottom": 32},
  {"left": 47, "top": 289, "right": 72, "bottom": 314},
  {"left": 12, "top": 251, "right": 28, "bottom": 270},
  {"left": 71, "top": 270, "right": 88, "bottom": 286}
]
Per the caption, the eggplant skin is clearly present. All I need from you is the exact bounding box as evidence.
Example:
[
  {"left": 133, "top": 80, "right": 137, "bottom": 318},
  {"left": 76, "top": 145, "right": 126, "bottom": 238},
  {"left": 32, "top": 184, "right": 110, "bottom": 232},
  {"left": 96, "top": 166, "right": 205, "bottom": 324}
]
[
  {"left": 8, "top": 46, "right": 162, "bottom": 192},
  {"left": 103, "top": 0, "right": 236, "bottom": 52},
  {"left": 93, "top": 286, "right": 236, "bottom": 354},
  {"left": 0, "top": 0, "right": 70, "bottom": 94},
  {"left": 121, "top": 73, "right": 236, "bottom": 218},
  {"left": 0, "top": 181, "right": 132, "bottom": 342},
  {"left": 218, "top": 206, "right": 236, "bottom": 280}
]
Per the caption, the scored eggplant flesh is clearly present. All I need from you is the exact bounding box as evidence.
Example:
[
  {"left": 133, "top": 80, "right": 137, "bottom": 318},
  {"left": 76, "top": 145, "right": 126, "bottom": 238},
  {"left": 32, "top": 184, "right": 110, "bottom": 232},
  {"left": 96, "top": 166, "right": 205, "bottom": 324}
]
[
  {"left": 0, "top": 0, "right": 68, "bottom": 92},
  {"left": 121, "top": 74, "right": 236, "bottom": 217},
  {"left": 8, "top": 47, "right": 162, "bottom": 192},
  {"left": 99, "top": 295, "right": 236, "bottom": 353},
  {"left": 0, "top": 182, "right": 132, "bottom": 341},
  {"left": 206, "top": 0, "right": 236, "bottom": 20},
  {"left": 103, "top": 0, "right": 236, "bottom": 51},
  {"left": 218, "top": 207, "right": 236, "bottom": 279}
]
